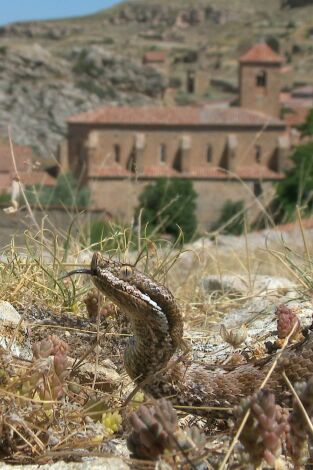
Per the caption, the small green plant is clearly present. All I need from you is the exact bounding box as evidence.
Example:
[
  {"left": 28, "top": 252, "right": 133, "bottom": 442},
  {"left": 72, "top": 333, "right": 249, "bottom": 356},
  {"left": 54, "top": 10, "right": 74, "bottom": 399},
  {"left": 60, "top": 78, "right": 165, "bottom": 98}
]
[
  {"left": 211, "top": 200, "right": 245, "bottom": 235},
  {"left": 136, "top": 178, "right": 197, "bottom": 242},
  {"left": 25, "top": 172, "right": 90, "bottom": 208},
  {"left": 0, "top": 192, "right": 11, "bottom": 204}
]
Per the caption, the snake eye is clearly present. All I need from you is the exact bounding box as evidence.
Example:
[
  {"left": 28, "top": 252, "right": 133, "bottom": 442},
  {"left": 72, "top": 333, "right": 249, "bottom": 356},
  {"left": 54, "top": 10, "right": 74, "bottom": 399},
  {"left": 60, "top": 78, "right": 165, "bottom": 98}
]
[{"left": 120, "top": 265, "right": 133, "bottom": 280}]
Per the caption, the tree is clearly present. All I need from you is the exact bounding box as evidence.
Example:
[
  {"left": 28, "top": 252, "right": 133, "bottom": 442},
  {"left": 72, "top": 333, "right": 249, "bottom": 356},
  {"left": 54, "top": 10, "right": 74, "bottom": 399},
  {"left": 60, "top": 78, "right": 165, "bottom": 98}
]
[
  {"left": 276, "top": 142, "right": 313, "bottom": 220},
  {"left": 137, "top": 178, "right": 197, "bottom": 241}
]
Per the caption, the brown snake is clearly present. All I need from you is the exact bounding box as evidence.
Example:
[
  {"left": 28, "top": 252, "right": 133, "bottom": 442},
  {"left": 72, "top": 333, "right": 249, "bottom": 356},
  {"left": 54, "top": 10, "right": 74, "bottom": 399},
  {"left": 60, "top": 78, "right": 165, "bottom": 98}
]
[{"left": 66, "top": 252, "right": 313, "bottom": 415}]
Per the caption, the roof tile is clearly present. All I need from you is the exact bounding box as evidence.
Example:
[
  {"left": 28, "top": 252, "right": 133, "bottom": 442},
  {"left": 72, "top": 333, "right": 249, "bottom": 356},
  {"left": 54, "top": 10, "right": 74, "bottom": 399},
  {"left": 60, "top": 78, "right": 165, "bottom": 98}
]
[
  {"left": 88, "top": 165, "right": 283, "bottom": 181},
  {"left": 68, "top": 105, "right": 285, "bottom": 127},
  {"left": 143, "top": 51, "right": 166, "bottom": 63},
  {"left": 240, "top": 43, "right": 283, "bottom": 64}
]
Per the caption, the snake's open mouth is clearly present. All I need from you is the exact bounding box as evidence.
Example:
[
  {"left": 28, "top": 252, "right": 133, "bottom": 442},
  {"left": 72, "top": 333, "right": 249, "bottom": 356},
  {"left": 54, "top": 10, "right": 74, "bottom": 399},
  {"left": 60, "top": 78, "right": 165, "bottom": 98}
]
[{"left": 61, "top": 268, "right": 95, "bottom": 279}]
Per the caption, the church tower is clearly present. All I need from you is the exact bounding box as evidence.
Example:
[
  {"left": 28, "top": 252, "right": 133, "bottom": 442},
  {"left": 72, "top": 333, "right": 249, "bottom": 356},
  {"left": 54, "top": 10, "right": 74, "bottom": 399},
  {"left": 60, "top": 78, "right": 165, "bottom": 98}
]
[{"left": 239, "top": 43, "right": 283, "bottom": 118}]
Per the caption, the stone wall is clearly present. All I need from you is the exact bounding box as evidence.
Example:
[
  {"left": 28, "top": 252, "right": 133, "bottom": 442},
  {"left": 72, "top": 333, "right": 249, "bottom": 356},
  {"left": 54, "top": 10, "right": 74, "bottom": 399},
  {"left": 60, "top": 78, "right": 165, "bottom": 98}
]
[{"left": 89, "top": 178, "right": 274, "bottom": 230}]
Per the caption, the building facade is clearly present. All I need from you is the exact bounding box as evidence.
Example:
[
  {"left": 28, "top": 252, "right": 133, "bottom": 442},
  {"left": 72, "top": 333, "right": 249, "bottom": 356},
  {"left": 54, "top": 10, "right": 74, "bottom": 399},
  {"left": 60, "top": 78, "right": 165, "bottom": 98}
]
[{"left": 65, "top": 44, "right": 289, "bottom": 229}]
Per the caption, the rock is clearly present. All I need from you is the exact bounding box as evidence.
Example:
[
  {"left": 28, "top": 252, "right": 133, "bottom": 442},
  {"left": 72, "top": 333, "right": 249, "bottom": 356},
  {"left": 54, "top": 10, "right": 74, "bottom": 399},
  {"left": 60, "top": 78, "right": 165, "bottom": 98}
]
[
  {"left": 201, "top": 274, "right": 295, "bottom": 296},
  {"left": 0, "top": 301, "right": 21, "bottom": 325},
  {"left": 70, "top": 359, "right": 121, "bottom": 393},
  {"left": 0, "top": 301, "right": 32, "bottom": 360},
  {"left": 0, "top": 458, "right": 129, "bottom": 470},
  {"left": 191, "top": 294, "right": 313, "bottom": 364},
  {"left": 0, "top": 41, "right": 166, "bottom": 157}
]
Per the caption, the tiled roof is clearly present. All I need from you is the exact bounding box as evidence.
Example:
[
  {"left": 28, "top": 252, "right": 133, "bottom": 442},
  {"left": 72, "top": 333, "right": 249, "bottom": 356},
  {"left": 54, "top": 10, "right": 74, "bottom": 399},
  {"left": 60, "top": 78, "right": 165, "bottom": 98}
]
[
  {"left": 235, "top": 165, "right": 283, "bottom": 180},
  {"left": 88, "top": 165, "right": 283, "bottom": 181},
  {"left": 292, "top": 86, "right": 313, "bottom": 98},
  {"left": 89, "top": 166, "right": 132, "bottom": 178},
  {"left": 143, "top": 51, "right": 166, "bottom": 63},
  {"left": 68, "top": 105, "right": 285, "bottom": 127},
  {"left": 240, "top": 43, "right": 283, "bottom": 64},
  {"left": 283, "top": 97, "right": 313, "bottom": 108},
  {"left": 140, "top": 166, "right": 180, "bottom": 177}
]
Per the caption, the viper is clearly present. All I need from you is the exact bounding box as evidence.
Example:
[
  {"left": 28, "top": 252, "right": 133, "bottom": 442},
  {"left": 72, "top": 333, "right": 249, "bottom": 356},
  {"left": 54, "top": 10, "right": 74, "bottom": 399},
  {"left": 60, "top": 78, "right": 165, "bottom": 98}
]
[{"left": 65, "top": 252, "right": 313, "bottom": 414}]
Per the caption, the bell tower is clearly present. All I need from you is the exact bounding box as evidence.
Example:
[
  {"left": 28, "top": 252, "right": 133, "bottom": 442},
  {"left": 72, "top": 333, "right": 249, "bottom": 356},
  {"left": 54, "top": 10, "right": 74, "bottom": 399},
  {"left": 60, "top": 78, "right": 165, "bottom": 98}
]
[{"left": 239, "top": 43, "right": 283, "bottom": 118}]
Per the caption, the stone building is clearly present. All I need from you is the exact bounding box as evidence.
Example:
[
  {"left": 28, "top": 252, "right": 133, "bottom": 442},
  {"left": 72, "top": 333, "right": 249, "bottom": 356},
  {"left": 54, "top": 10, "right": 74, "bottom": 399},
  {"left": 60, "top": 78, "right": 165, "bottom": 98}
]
[{"left": 66, "top": 43, "right": 289, "bottom": 229}]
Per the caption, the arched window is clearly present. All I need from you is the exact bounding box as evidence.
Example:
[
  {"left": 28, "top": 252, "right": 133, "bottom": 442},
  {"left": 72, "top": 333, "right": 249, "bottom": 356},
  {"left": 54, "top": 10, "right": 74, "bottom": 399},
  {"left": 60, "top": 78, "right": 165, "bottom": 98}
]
[
  {"left": 159, "top": 143, "right": 167, "bottom": 163},
  {"left": 206, "top": 144, "right": 212, "bottom": 163},
  {"left": 114, "top": 144, "right": 121, "bottom": 163},
  {"left": 255, "top": 145, "right": 262, "bottom": 163},
  {"left": 256, "top": 70, "right": 267, "bottom": 88},
  {"left": 187, "top": 71, "right": 195, "bottom": 94},
  {"left": 254, "top": 181, "right": 263, "bottom": 197}
]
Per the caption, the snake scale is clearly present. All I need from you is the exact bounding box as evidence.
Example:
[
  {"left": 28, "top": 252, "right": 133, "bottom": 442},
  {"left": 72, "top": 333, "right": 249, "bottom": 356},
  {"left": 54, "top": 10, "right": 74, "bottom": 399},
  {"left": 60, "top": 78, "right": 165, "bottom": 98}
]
[{"left": 67, "top": 252, "right": 313, "bottom": 414}]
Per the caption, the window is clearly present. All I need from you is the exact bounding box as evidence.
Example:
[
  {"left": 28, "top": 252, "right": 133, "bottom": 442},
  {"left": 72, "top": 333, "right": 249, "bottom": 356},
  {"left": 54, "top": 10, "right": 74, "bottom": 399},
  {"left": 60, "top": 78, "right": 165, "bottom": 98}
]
[
  {"left": 114, "top": 144, "right": 121, "bottom": 163},
  {"left": 255, "top": 145, "right": 262, "bottom": 163},
  {"left": 159, "top": 143, "right": 167, "bottom": 163},
  {"left": 256, "top": 70, "right": 267, "bottom": 88},
  {"left": 187, "top": 71, "right": 195, "bottom": 94},
  {"left": 206, "top": 144, "right": 212, "bottom": 163},
  {"left": 128, "top": 149, "right": 136, "bottom": 173},
  {"left": 254, "top": 181, "right": 263, "bottom": 197}
]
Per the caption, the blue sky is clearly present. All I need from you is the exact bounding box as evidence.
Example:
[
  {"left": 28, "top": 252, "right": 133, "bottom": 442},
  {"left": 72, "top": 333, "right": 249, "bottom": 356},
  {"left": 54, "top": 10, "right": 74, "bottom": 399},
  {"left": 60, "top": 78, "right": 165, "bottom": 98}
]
[{"left": 0, "top": 1, "right": 122, "bottom": 25}]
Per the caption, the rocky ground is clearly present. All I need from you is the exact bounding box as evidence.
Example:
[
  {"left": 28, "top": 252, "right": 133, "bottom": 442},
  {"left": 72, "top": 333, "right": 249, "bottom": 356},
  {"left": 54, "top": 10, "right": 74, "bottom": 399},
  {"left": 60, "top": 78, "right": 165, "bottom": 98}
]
[
  {"left": 1, "top": 0, "right": 313, "bottom": 159},
  {"left": 0, "top": 221, "right": 313, "bottom": 468}
]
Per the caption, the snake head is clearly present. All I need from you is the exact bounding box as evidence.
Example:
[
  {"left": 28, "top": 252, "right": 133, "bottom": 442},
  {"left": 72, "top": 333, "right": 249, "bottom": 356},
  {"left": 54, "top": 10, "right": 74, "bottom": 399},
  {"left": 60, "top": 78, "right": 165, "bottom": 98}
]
[{"left": 90, "top": 252, "right": 163, "bottom": 318}]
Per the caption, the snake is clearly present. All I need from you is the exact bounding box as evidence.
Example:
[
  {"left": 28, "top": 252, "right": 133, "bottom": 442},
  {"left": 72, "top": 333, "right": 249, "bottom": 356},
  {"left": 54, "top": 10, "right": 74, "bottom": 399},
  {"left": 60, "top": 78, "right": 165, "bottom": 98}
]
[{"left": 66, "top": 252, "right": 313, "bottom": 414}]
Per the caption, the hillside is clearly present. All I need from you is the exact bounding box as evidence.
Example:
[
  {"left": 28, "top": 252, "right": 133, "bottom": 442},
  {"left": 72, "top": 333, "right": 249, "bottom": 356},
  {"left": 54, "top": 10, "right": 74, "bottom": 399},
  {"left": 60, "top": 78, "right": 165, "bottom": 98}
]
[{"left": 1, "top": 0, "right": 313, "bottom": 158}]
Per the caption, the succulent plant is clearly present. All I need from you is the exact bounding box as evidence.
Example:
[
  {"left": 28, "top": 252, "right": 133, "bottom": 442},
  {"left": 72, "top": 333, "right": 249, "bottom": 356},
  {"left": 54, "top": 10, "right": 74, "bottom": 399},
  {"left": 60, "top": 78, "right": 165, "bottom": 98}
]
[
  {"left": 287, "top": 378, "right": 313, "bottom": 467},
  {"left": 26, "top": 335, "right": 70, "bottom": 400},
  {"left": 127, "top": 398, "right": 178, "bottom": 460},
  {"left": 102, "top": 410, "right": 122, "bottom": 435},
  {"left": 127, "top": 397, "right": 207, "bottom": 466},
  {"left": 83, "top": 288, "right": 117, "bottom": 321},
  {"left": 235, "top": 389, "right": 289, "bottom": 467},
  {"left": 276, "top": 304, "right": 301, "bottom": 340}
]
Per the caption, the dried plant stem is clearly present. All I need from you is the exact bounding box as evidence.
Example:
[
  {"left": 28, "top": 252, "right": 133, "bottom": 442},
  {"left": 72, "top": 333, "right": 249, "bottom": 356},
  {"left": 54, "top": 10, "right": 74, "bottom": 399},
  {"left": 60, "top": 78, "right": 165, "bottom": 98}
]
[
  {"left": 244, "top": 214, "right": 252, "bottom": 292},
  {"left": 296, "top": 205, "right": 311, "bottom": 265}
]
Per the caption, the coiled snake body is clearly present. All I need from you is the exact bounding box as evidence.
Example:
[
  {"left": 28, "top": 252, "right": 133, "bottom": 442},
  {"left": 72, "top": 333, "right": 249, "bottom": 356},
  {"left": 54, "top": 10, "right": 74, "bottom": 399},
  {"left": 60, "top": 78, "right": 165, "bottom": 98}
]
[{"left": 68, "top": 252, "right": 313, "bottom": 414}]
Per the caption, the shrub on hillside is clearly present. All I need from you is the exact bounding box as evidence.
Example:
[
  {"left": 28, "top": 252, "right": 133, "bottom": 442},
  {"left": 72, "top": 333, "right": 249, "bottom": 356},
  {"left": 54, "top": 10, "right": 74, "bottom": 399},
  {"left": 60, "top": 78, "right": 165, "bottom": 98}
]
[{"left": 136, "top": 178, "right": 197, "bottom": 242}]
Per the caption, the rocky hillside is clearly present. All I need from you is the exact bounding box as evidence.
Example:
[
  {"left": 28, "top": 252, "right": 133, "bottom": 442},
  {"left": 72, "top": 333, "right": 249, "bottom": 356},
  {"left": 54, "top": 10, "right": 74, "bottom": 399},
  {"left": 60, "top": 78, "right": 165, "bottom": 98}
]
[{"left": 1, "top": 0, "right": 313, "bottom": 159}]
